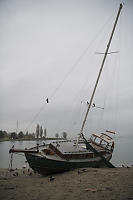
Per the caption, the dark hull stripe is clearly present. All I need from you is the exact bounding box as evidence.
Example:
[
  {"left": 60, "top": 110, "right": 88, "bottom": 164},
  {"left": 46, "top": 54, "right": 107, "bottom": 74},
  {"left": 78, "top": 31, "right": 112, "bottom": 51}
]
[{"left": 25, "top": 153, "right": 112, "bottom": 176}]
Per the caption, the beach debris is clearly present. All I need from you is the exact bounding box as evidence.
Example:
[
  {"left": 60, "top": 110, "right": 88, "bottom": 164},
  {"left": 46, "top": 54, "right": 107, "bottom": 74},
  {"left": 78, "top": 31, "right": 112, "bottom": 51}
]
[
  {"left": 78, "top": 169, "right": 87, "bottom": 174},
  {"left": 78, "top": 170, "right": 82, "bottom": 174},
  {"left": 49, "top": 175, "right": 55, "bottom": 181},
  {"left": 29, "top": 172, "right": 32, "bottom": 176},
  {"left": 4, "top": 187, "right": 16, "bottom": 190},
  {"left": 0, "top": 177, "right": 8, "bottom": 180},
  {"left": 82, "top": 168, "right": 87, "bottom": 172},
  {"left": 84, "top": 188, "right": 97, "bottom": 192},
  {"left": 9, "top": 169, "right": 14, "bottom": 172},
  {"left": 16, "top": 172, "right": 18, "bottom": 176},
  {"left": 12, "top": 173, "right": 16, "bottom": 177},
  {"left": 90, "top": 169, "right": 98, "bottom": 172},
  {"left": 0, "top": 175, "right": 8, "bottom": 180},
  {"left": 105, "top": 187, "right": 112, "bottom": 191},
  {"left": 12, "top": 172, "right": 19, "bottom": 177}
]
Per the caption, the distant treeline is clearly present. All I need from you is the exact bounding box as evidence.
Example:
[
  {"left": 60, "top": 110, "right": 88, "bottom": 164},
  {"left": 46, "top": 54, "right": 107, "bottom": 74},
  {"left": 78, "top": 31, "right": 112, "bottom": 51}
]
[
  {"left": 0, "top": 130, "right": 35, "bottom": 140},
  {"left": 0, "top": 124, "right": 67, "bottom": 140}
]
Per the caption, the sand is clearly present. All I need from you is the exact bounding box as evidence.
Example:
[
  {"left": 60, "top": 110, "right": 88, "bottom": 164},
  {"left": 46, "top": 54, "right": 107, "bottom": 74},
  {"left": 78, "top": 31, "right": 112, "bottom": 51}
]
[{"left": 0, "top": 167, "right": 133, "bottom": 200}]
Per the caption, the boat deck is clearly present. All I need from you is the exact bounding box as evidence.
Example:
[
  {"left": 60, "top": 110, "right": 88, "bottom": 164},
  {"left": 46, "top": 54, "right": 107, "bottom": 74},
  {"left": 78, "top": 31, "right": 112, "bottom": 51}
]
[{"left": 50, "top": 140, "right": 105, "bottom": 155}]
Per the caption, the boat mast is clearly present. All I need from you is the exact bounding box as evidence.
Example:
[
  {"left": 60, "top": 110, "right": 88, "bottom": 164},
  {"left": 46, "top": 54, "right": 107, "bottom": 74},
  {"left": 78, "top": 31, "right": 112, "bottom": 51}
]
[{"left": 79, "top": 3, "right": 123, "bottom": 138}]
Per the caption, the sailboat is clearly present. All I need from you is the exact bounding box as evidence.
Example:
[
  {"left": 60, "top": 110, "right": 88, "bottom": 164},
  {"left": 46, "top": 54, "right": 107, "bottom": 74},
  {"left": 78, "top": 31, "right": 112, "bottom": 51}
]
[{"left": 9, "top": 4, "right": 123, "bottom": 175}]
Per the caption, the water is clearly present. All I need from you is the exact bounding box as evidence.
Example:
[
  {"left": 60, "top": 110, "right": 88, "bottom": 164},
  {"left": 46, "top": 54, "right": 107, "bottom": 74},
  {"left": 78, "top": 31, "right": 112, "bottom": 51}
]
[
  {"left": 0, "top": 140, "right": 42, "bottom": 169},
  {"left": 0, "top": 137, "right": 133, "bottom": 169},
  {"left": 111, "top": 136, "right": 133, "bottom": 167}
]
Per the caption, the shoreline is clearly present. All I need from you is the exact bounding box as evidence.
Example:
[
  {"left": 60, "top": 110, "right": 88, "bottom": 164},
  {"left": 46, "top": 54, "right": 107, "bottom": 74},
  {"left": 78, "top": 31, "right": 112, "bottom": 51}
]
[
  {"left": 0, "top": 138, "right": 63, "bottom": 142},
  {"left": 0, "top": 167, "right": 133, "bottom": 200}
]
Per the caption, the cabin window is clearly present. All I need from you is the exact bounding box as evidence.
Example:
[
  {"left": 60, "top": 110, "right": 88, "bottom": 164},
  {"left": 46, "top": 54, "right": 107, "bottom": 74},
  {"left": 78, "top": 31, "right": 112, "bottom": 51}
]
[
  {"left": 91, "top": 135, "right": 96, "bottom": 142},
  {"left": 107, "top": 144, "right": 112, "bottom": 151},
  {"left": 94, "top": 137, "right": 101, "bottom": 145},
  {"left": 100, "top": 140, "right": 108, "bottom": 148}
]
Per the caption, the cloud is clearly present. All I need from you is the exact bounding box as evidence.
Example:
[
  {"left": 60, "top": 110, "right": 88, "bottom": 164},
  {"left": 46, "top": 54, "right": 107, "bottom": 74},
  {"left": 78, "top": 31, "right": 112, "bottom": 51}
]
[{"left": 0, "top": 0, "right": 133, "bottom": 137}]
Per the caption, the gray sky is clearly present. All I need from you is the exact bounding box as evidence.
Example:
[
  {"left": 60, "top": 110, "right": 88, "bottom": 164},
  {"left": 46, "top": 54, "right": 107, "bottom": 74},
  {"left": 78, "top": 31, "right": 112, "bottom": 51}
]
[{"left": 1, "top": 0, "right": 133, "bottom": 138}]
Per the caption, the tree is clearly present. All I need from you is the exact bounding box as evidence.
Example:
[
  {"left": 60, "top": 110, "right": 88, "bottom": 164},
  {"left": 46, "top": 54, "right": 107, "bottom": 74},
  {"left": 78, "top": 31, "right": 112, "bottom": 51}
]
[
  {"left": 26, "top": 131, "right": 28, "bottom": 136},
  {"left": 32, "top": 133, "right": 35, "bottom": 139},
  {"left": 44, "top": 128, "right": 47, "bottom": 138},
  {"left": 0, "top": 130, "right": 5, "bottom": 138},
  {"left": 40, "top": 126, "right": 43, "bottom": 138},
  {"left": 18, "top": 131, "right": 24, "bottom": 139},
  {"left": 10, "top": 132, "right": 17, "bottom": 139},
  {"left": 36, "top": 124, "right": 40, "bottom": 138},
  {"left": 55, "top": 133, "right": 59, "bottom": 138},
  {"left": 62, "top": 132, "right": 67, "bottom": 139},
  {"left": 3, "top": 131, "right": 8, "bottom": 138}
]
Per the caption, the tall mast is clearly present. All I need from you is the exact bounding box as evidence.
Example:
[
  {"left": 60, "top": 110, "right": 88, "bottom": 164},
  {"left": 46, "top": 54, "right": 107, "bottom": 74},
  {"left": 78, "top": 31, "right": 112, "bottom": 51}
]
[{"left": 79, "top": 3, "right": 123, "bottom": 137}]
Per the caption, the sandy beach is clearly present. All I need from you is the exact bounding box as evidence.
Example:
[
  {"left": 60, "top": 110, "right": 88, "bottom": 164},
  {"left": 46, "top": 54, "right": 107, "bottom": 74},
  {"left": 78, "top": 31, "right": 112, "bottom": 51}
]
[{"left": 0, "top": 167, "right": 133, "bottom": 200}]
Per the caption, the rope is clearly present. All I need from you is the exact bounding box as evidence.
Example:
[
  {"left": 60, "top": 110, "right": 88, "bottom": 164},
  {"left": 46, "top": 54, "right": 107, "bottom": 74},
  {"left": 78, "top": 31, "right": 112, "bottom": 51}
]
[
  {"left": 9, "top": 153, "right": 13, "bottom": 171},
  {"left": 49, "top": 10, "right": 117, "bottom": 101},
  {"left": 24, "top": 104, "right": 46, "bottom": 133},
  {"left": 24, "top": 10, "right": 118, "bottom": 133}
]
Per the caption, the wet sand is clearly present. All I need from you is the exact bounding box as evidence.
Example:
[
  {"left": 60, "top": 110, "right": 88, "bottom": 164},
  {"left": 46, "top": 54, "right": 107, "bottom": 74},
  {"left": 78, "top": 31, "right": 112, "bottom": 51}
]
[{"left": 0, "top": 167, "right": 133, "bottom": 200}]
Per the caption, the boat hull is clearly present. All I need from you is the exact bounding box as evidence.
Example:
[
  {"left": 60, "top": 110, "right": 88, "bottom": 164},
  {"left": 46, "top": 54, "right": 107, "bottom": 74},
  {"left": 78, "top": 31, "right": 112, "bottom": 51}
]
[{"left": 25, "top": 152, "right": 112, "bottom": 176}]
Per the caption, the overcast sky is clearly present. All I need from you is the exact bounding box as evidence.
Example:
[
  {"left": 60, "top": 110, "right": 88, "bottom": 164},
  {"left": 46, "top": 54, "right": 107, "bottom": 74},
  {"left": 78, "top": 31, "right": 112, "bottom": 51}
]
[{"left": 1, "top": 0, "right": 133, "bottom": 138}]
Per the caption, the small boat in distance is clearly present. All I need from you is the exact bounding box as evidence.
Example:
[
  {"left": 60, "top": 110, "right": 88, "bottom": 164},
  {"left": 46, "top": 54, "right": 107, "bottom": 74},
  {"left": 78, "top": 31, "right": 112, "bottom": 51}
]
[{"left": 9, "top": 4, "right": 123, "bottom": 176}]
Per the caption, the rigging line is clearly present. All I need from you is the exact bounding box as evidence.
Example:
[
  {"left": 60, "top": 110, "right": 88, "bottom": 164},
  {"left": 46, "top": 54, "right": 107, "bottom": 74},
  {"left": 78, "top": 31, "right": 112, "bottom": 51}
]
[
  {"left": 54, "top": 58, "right": 102, "bottom": 135},
  {"left": 49, "top": 10, "right": 117, "bottom": 100},
  {"left": 23, "top": 9, "right": 118, "bottom": 132},
  {"left": 79, "top": 3, "right": 123, "bottom": 137},
  {"left": 24, "top": 104, "right": 46, "bottom": 134},
  {"left": 70, "top": 105, "right": 83, "bottom": 133}
]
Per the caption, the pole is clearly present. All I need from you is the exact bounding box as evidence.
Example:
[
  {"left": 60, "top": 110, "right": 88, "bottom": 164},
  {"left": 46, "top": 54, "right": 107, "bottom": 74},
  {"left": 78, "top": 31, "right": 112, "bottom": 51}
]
[
  {"left": 79, "top": 4, "right": 123, "bottom": 137},
  {"left": 16, "top": 120, "right": 18, "bottom": 135}
]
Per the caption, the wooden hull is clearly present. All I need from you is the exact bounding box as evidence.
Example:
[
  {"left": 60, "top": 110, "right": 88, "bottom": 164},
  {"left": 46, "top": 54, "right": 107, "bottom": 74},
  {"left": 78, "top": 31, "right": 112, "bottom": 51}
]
[{"left": 25, "top": 152, "right": 112, "bottom": 176}]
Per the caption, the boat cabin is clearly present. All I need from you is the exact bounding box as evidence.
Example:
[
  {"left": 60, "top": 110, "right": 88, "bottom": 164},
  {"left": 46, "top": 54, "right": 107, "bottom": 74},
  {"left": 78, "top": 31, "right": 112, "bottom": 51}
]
[
  {"left": 42, "top": 138, "right": 108, "bottom": 161},
  {"left": 90, "top": 133, "right": 114, "bottom": 151}
]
